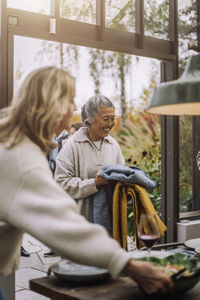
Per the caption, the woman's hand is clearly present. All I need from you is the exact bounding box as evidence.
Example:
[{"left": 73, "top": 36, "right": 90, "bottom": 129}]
[
  {"left": 123, "top": 259, "right": 173, "bottom": 294},
  {"left": 95, "top": 170, "right": 109, "bottom": 186}
]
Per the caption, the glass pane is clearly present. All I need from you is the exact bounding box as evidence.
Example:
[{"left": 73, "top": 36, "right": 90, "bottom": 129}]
[
  {"left": 14, "top": 36, "right": 79, "bottom": 94},
  {"left": 7, "top": 0, "right": 50, "bottom": 15},
  {"left": 14, "top": 35, "right": 161, "bottom": 241},
  {"left": 144, "top": 0, "right": 169, "bottom": 40},
  {"left": 106, "top": 0, "right": 135, "bottom": 32},
  {"left": 60, "top": 0, "right": 96, "bottom": 24},
  {"left": 178, "top": 1, "right": 196, "bottom": 214},
  {"left": 178, "top": 0, "right": 197, "bottom": 71},
  {"left": 179, "top": 116, "right": 192, "bottom": 212}
]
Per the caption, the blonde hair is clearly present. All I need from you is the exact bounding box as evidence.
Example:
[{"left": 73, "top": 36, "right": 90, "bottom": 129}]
[{"left": 0, "top": 66, "right": 75, "bottom": 152}]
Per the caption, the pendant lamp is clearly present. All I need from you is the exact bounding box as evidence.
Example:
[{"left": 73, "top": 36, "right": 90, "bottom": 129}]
[{"left": 146, "top": 54, "right": 200, "bottom": 115}]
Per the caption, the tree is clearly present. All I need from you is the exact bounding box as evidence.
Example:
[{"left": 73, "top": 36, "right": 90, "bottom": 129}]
[
  {"left": 144, "top": 0, "right": 169, "bottom": 40},
  {"left": 36, "top": 40, "right": 79, "bottom": 75},
  {"left": 88, "top": 0, "right": 136, "bottom": 126},
  {"left": 35, "top": 0, "right": 197, "bottom": 126},
  {"left": 178, "top": 0, "right": 196, "bottom": 71},
  {"left": 60, "top": 0, "right": 95, "bottom": 24},
  {"left": 35, "top": 0, "right": 81, "bottom": 74},
  {"left": 88, "top": 48, "right": 132, "bottom": 126}
]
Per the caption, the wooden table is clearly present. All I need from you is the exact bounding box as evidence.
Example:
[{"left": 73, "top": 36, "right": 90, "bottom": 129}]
[{"left": 30, "top": 275, "right": 200, "bottom": 300}]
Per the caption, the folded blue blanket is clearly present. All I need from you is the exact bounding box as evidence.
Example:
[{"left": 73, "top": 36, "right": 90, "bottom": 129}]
[
  {"left": 100, "top": 164, "right": 156, "bottom": 192},
  {"left": 89, "top": 164, "right": 156, "bottom": 236}
]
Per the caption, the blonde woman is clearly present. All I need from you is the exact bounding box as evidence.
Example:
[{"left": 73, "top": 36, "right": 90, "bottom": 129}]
[{"left": 0, "top": 66, "right": 172, "bottom": 295}]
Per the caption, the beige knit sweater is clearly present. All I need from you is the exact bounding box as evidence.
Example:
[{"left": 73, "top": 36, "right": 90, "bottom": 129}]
[{"left": 55, "top": 127, "right": 125, "bottom": 218}]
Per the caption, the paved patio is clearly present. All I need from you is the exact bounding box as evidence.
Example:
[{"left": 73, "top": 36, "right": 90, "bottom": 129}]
[
  {"left": 16, "top": 234, "right": 62, "bottom": 300},
  {"left": 16, "top": 234, "right": 136, "bottom": 299}
]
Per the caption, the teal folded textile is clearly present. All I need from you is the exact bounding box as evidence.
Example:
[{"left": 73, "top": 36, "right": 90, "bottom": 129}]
[
  {"left": 100, "top": 164, "right": 156, "bottom": 192},
  {"left": 89, "top": 165, "right": 156, "bottom": 236}
]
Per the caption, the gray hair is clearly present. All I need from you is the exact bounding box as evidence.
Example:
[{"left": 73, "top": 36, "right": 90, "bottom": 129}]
[{"left": 81, "top": 95, "right": 114, "bottom": 126}]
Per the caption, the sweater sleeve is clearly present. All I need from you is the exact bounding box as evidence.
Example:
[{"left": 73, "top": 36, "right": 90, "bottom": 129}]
[
  {"left": 55, "top": 140, "right": 98, "bottom": 200},
  {"left": 8, "top": 165, "right": 131, "bottom": 278}
]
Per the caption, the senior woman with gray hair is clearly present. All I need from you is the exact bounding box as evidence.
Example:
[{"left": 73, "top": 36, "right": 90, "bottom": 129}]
[{"left": 55, "top": 95, "right": 125, "bottom": 227}]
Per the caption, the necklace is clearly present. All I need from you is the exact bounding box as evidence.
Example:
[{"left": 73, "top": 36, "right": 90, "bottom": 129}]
[
  {"left": 86, "top": 128, "right": 103, "bottom": 151},
  {"left": 91, "top": 140, "right": 102, "bottom": 151}
]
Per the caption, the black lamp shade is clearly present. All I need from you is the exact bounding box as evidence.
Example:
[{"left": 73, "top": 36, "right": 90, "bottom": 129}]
[{"left": 146, "top": 54, "right": 200, "bottom": 115}]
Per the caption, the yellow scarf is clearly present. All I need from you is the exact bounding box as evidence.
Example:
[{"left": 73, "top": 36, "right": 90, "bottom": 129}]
[{"left": 112, "top": 182, "right": 167, "bottom": 249}]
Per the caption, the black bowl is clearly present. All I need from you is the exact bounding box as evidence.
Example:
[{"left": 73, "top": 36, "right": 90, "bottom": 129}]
[{"left": 136, "top": 253, "right": 200, "bottom": 295}]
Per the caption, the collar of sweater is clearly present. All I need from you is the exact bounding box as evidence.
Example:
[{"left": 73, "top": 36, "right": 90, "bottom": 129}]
[{"left": 72, "top": 127, "right": 113, "bottom": 144}]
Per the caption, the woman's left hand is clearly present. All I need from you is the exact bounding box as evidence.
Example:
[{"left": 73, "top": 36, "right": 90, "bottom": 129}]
[{"left": 95, "top": 170, "right": 109, "bottom": 186}]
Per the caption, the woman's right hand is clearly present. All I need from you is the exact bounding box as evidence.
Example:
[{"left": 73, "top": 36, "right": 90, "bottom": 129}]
[
  {"left": 123, "top": 259, "right": 173, "bottom": 294},
  {"left": 95, "top": 170, "right": 109, "bottom": 186}
]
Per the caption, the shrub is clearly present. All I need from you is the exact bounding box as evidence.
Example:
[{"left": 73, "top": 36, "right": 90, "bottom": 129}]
[{"left": 112, "top": 112, "right": 162, "bottom": 238}]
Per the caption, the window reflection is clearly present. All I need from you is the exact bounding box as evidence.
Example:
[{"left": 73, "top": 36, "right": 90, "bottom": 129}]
[
  {"left": 105, "top": 0, "right": 135, "bottom": 32},
  {"left": 178, "top": 0, "right": 197, "bottom": 66},
  {"left": 144, "top": 0, "right": 169, "bottom": 40},
  {"left": 60, "top": 0, "right": 96, "bottom": 24}
]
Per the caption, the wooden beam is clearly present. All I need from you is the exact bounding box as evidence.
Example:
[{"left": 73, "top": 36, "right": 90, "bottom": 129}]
[
  {"left": 135, "top": 0, "right": 144, "bottom": 49},
  {"left": 7, "top": 8, "right": 177, "bottom": 61},
  {"left": 96, "top": 0, "right": 105, "bottom": 41}
]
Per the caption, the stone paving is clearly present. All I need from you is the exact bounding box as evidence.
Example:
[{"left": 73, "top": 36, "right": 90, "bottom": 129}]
[
  {"left": 16, "top": 234, "right": 62, "bottom": 300},
  {"left": 16, "top": 234, "right": 136, "bottom": 299}
]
